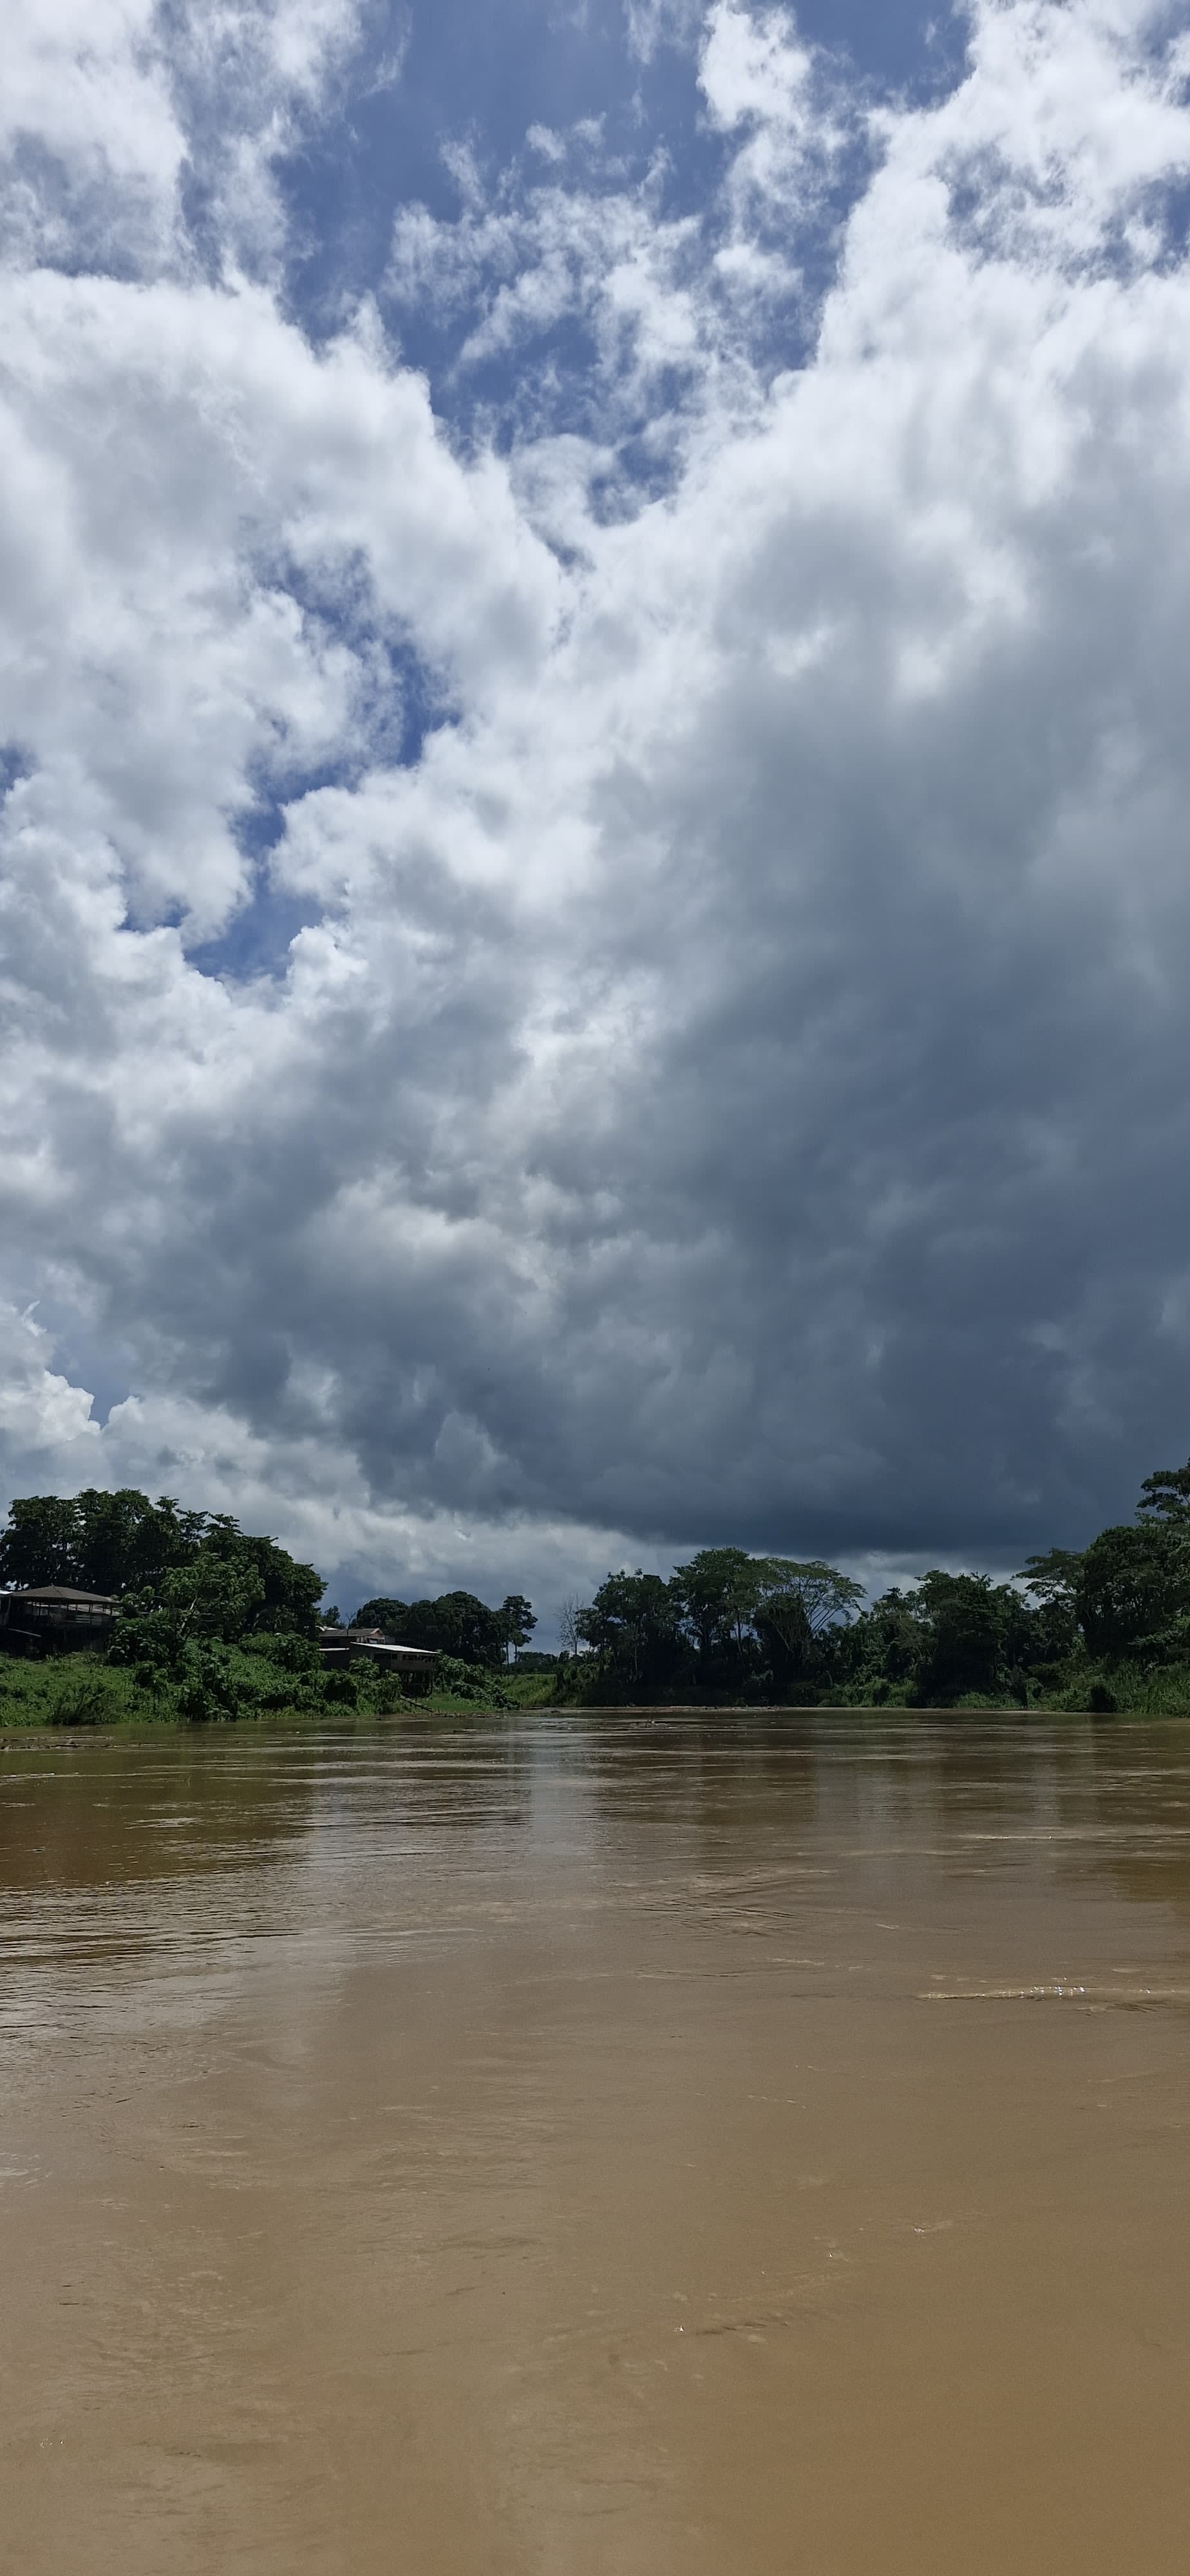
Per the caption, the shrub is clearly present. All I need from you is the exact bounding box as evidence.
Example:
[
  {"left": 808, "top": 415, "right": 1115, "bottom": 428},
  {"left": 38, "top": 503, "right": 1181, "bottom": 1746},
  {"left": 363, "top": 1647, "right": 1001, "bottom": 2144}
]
[
  {"left": 174, "top": 1642, "right": 246, "bottom": 1725},
  {"left": 45, "top": 1673, "right": 121, "bottom": 1727},
  {"left": 435, "top": 1657, "right": 511, "bottom": 1707},
  {"left": 322, "top": 1669, "right": 359, "bottom": 1706},
  {"left": 241, "top": 1631, "right": 321, "bottom": 1676}
]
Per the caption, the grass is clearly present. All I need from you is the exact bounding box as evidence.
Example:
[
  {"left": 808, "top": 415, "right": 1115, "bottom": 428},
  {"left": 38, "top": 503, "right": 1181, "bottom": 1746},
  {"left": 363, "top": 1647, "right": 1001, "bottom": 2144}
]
[
  {"left": 0, "top": 1654, "right": 159, "bottom": 1728},
  {"left": 502, "top": 1671, "right": 562, "bottom": 1709},
  {"left": 0, "top": 1649, "right": 558, "bottom": 1729}
]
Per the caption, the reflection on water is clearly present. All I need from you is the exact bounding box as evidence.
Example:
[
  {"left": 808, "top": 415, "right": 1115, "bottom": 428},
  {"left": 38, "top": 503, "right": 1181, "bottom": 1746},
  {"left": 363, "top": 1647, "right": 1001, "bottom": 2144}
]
[{"left": 2, "top": 1713, "right": 1190, "bottom": 2573}]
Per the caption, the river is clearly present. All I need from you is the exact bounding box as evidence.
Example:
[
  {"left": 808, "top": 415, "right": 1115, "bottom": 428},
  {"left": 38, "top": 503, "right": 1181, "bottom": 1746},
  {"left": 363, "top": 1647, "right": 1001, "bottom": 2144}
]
[{"left": 1, "top": 1710, "right": 1189, "bottom": 2573}]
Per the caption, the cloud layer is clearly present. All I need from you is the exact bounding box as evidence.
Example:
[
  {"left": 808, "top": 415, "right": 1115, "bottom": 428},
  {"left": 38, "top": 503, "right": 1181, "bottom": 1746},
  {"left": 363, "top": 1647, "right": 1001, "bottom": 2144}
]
[{"left": 4, "top": 0, "right": 1190, "bottom": 1613}]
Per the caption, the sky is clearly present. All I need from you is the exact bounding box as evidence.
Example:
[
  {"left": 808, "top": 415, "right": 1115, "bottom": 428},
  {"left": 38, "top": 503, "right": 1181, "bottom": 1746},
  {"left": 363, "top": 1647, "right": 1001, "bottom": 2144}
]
[{"left": 3, "top": 0, "right": 1190, "bottom": 1629}]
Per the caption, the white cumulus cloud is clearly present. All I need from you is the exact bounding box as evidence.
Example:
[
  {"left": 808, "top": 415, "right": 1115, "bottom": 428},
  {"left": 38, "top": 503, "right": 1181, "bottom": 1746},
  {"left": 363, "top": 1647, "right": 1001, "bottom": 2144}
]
[{"left": 5, "top": 0, "right": 1190, "bottom": 1615}]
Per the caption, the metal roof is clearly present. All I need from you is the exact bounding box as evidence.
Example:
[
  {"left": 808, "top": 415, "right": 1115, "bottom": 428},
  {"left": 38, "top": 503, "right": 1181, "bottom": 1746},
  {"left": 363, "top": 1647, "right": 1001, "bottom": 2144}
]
[
  {"left": 8, "top": 1585, "right": 118, "bottom": 1606},
  {"left": 352, "top": 1640, "right": 439, "bottom": 1661}
]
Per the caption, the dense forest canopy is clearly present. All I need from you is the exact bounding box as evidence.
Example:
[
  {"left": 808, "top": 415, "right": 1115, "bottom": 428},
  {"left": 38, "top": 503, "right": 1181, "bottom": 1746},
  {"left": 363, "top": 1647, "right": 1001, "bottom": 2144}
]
[
  {"left": 0, "top": 1488, "right": 323, "bottom": 1629},
  {"left": 6, "top": 1462, "right": 1190, "bottom": 1713}
]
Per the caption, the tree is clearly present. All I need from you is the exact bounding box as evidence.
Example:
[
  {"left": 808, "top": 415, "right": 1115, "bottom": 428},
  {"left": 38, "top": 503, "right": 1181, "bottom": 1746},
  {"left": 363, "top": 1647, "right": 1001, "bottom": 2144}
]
[
  {"left": 745, "top": 1559, "right": 862, "bottom": 1695},
  {"left": 759, "top": 1560, "right": 865, "bottom": 1639},
  {"left": 352, "top": 1591, "right": 516, "bottom": 1667},
  {"left": 754, "top": 1558, "right": 865, "bottom": 1647},
  {"left": 498, "top": 1595, "right": 536, "bottom": 1663},
  {"left": 1018, "top": 1546, "right": 1084, "bottom": 1605},
  {"left": 426, "top": 1591, "right": 506, "bottom": 1667},
  {"left": 71, "top": 1489, "right": 207, "bottom": 1593},
  {"left": 0, "top": 1489, "right": 214, "bottom": 1594},
  {"left": 386, "top": 1591, "right": 507, "bottom": 1667},
  {"left": 0, "top": 1495, "right": 79, "bottom": 1587},
  {"left": 1137, "top": 1461, "right": 1190, "bottom": 1524},
  {"left": 674, "top": 1549, "right": 763, "bottom": 1667},
  {"left": 669, "top": 1549, "right": 862, "bottom": 1692},
  {"left": 842, "top": 1572, "right": 1027, "bottom": 1707},
  {"left": 908, "top": 1571, "right": 1016, "bottom": 1704},
  {"left": 1076, "top": 1522, "right": 1190, "bottom": 1662},
  {"left": 557, "top": 1596, "right": 583, "bottom": 1656},
  {"left": 1015, "top": 1548, "right": 1082, "bottom": 1673},
  {"left": 110, "top": 1553, "right": 266, "bottom": 1673},
  {"left": 354, "top": 1598, "right": 408, "bottom": 1633},
  {"left": 847, "top": 1589, "right": 922, "bottom": 1700},
  {"left": 158, "top": 1553, "right": 267, "bottom": 1643},
  {"left": 578, "top": 1572, "right": 686, "bottom": 1693},
  {"left": 194, "top": 1519, "right": 323, "bottom": 1636}
]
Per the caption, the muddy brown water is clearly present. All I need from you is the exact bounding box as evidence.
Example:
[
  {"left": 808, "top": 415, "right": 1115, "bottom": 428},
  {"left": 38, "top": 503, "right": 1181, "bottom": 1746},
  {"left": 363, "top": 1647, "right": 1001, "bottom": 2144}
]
[{"left": 2, "top": 1711, "right": 1190, "bottom": 2575}]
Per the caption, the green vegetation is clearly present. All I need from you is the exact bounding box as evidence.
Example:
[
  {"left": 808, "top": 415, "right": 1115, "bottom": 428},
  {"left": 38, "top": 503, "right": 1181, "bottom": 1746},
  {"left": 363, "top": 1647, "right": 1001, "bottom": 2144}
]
[
  {"left": 10, "top": 1460, "right": 1190, "bottom": 1724},
  {"left": 0, "top": 1631, "right": 518, "bottom": 1729},
  {"left": 0, "top": 1488, "right": 323, "bottom": 1619},
  {"left": 557, "top": 1475, "right": 1190, "bottom": 1708},
  {"left": 352, "top": 1590, "right": 534, "bottom": 1667},
  {"left": 569, "top": 1551, "right": 865, "bottom": 1701},
  {"left": 0, "top": 1629, "right": 421, "bottom": 1729},
  {"left": 0, "top": 1490, "right": 511, "bottom": 1727}
]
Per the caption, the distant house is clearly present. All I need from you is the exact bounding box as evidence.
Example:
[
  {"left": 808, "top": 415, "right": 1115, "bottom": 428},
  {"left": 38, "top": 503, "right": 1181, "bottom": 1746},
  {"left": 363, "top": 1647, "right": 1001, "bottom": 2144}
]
[
  {"left": 0, "top": 1586, "right": 119, "bottom": 1658},
  {"left": 318, "top": 1625, "right": 439, "bottom": 1696}
]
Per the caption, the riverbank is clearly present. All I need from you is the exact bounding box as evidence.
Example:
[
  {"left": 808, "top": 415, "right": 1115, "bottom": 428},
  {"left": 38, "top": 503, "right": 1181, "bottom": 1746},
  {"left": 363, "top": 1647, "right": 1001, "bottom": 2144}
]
[
  {"left": 0, "top": 1651, "right": 560, "bottom": 1729},
  {"left": 3, "top": 1654, "right": 1187, "bottom": 1729}
]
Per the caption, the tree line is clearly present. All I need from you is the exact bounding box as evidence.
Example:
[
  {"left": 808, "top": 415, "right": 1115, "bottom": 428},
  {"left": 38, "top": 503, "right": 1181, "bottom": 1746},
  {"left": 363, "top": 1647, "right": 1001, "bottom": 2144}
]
[
  {"left": 6, "top": 1459, "right": 1190, "bottom": 1714},
  {"left": 0, "top": 1488, "right": 323, "bottom": 1624},
  {"left": 564, "top": 1462, "right": 1190, "bottom": 1709}
]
